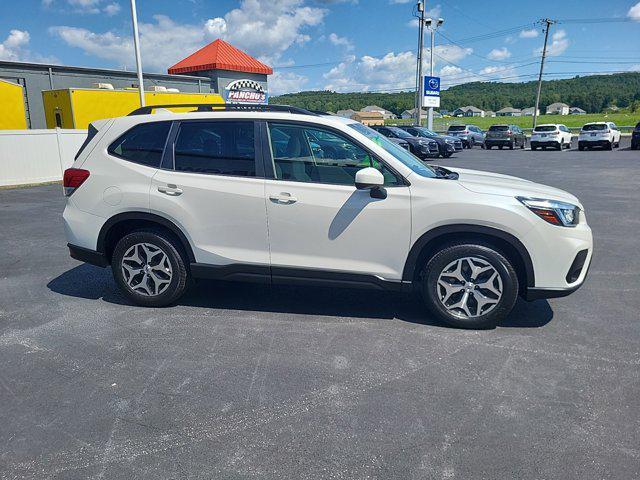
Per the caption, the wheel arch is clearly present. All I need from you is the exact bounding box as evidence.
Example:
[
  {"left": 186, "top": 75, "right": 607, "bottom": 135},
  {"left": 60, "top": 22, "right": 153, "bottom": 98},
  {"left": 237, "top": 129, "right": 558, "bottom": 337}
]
[
  {"left": 97, "top": 212, "right": 196, "bottom": 264},
  {"left": 403, "top": 224, "right": 535, "bottom": 290}
]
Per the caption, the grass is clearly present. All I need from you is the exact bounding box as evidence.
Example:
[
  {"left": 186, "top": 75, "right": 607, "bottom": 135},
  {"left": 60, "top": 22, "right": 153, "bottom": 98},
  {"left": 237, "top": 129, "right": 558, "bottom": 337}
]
[{"left": 387, "top": 113, "right": 640, "bottom": 132}]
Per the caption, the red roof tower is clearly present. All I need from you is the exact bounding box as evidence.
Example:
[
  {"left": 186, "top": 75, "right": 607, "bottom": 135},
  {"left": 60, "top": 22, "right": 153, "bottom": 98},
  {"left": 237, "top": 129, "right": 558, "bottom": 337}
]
[{"left": 168, "top": 39, "right": 272, "bottom": 75}]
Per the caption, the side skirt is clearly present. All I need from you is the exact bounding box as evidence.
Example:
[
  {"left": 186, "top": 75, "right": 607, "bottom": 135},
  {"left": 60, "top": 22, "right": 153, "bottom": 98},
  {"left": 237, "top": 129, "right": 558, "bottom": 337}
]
[{"left": 190, "top": 263, "right": 410, "bottom": 292}]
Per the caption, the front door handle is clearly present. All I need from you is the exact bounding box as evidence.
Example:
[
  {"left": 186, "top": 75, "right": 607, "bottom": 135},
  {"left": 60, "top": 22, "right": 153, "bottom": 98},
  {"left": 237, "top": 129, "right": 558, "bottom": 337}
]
[
  {"left": 158, "top": 184, "right": 183, "bottom": 196},
  {"left": 269, "top": 192, "right": 297, "bottom": 204}
]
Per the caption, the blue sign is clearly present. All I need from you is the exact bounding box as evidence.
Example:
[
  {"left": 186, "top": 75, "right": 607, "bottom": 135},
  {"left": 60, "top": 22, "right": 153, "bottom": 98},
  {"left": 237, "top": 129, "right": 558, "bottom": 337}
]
[
  {"left": 423, "top": 76, "right": 440, "bottom": 96},
  {"left": 422, "top": 75, "right": 440, "bottom": 107}
]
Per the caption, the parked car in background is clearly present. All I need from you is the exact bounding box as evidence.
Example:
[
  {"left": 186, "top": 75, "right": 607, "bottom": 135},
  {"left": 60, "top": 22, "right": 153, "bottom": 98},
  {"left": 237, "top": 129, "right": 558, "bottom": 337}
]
[
  {"left": 578, "top": 122, "right": 621, "bottom": 150},
  {"left": 630, "top": 122, "right": 639, "bottom": 150},
  {"left": 370, "top": 125, "right": 439, "bottom": 158},
  {"left": 446, "top": 125, "right": 485, "bottom": 148},
  {"left": 530, "top": 124, "right": 572, "bottom": 151},
  {"left": 63, "top": 105, "right": 593, "bottom": 329},
  {"left": 398, "top": 125, "right": 462, "bottom": 157},
  {"left": 484, "top": 124, "right": 526, "bottom": 150}
]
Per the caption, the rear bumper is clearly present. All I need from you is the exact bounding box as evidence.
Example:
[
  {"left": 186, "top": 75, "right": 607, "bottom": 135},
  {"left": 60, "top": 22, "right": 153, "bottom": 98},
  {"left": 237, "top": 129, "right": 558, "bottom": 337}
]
[
  {"left": 485, "top": 139, "right": 513, "bottom": 146},
  {"left": 578, "top": 139, "right": 611, "bottom": 147},
  {"left": 68, "top": 244, "right": 108, "bottom": 267},
  {"left": 530, "top": 140, "right": 561, "bottom": 147}
]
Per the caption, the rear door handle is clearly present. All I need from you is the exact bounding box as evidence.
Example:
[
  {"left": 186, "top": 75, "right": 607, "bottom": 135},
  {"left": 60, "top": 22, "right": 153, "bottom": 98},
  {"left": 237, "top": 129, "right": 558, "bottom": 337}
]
[
  {"left": 158, "top": 184, "right": 183, "bottom": 196},
  {"left": 269, "top": 192, "right": 297, "bottom": 204}
]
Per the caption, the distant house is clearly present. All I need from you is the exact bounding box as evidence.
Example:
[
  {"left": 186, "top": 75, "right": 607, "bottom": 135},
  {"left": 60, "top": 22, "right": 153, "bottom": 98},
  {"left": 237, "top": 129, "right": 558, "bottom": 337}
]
[
  {"left": 361, "top": 105, "right": 396, "bottom": 119},
  {"left": 400, "top": 109, "right": 414, "bottom": 119},
  {"left": 452, "top": 106, "right": 484, "bottom": 117},
  {"left": 484, "top": 110, "right": 496, "bottom": 118},
  {"left": 546, "top": 102, "right": 570, "bottom": 115},
  {"left": 521, "top": 107, "right": 539, "bottom": 116},
  {"left": 497, "top": 107, "right": 522, "bottom": 117},
  {"left": 352, "top": 111, "right": 384, "bottom": 126},
  {"left": 336, "top": 109, "right": 356, "bottom": 119},
  {"left": 569, "top": 107, "right": 586, "bottom": 115}
]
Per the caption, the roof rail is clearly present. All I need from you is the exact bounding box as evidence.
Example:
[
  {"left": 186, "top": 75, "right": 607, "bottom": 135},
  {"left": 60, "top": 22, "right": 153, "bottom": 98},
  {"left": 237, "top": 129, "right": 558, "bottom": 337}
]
[{"left": 128, "top": 103, "right": 317, "bottom": 116}]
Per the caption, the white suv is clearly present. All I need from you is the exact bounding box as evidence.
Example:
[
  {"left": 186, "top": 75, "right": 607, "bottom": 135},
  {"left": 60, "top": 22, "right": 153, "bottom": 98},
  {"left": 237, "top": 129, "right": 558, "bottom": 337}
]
[
  {"left": 530, "top": 124, "right": 572, "bottom": 151},
  {"left": 578, "top": 122, "right": 621, "bottom": 150},
  {"left": 63, "top": 105, "right": 592, "bottom": 329}
]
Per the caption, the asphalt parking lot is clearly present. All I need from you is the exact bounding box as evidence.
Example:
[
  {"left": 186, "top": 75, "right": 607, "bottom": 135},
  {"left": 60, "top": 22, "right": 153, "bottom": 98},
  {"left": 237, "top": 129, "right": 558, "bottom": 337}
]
[{"left": 1, "top": 139, "right": 639, "bottom": 479}]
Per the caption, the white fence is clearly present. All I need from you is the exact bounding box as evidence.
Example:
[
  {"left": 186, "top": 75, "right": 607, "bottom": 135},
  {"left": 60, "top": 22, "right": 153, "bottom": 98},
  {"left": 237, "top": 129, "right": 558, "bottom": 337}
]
[{"left": 0, "top": 129, "right": 87, "bottom": 187}]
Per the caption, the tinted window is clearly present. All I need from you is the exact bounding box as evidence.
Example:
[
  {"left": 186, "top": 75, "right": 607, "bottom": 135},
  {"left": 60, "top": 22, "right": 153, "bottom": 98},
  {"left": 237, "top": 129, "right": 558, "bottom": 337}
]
[
  {"left": 75, "top": 123, "right": 99, "bottom": 160},
  {"left": 582, "top": 124, "right": 607, "bottom": 131},
  {"left": 174, "top": 121, "right": 255, "bottom": 177},
  {"left": 488, "top": 125, "right": 509, "bottom": 131},
  {"left": 108, "top": 121, "right": 171, "bottom": 167},
  {"left": 268, "top": 123, "right": 400, "bottom": 186},
  {"left": 388, "top": 127, "right": 413, "bottom": 138},
  {"left": 448, "top": 125, "right": 466, "bottom": 131}
]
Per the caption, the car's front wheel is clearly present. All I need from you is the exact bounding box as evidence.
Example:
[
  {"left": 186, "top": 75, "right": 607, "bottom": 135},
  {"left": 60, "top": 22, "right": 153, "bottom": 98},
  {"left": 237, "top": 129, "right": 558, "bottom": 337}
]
[
  {"left": 420, "top": 243, "right": 519, "bottom": 329},
  {"left": 111, "top": 230, "right": 189, "bottom": 307}
]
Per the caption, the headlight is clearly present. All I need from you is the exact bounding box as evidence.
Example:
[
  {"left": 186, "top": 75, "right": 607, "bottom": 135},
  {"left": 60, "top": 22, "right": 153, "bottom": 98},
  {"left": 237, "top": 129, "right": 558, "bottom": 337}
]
[
  {"left": 417, "top": 139, "right": 429, "bottom": 145},
  {"left": 516, "top": 197, "right": 580, "bottom": 227},
  {"left": 445, "top": 139, "right": 455, "bottom": 144}
]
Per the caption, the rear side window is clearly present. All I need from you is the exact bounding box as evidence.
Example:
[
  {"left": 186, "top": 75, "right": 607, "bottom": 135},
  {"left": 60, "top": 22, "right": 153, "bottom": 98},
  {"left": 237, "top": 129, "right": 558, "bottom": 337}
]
[
  {"left": 173, "top": 121, "right": 256, "bottom": 177},
  {"left": 108, "top": 121, "right": 171, "bottom": 167}
]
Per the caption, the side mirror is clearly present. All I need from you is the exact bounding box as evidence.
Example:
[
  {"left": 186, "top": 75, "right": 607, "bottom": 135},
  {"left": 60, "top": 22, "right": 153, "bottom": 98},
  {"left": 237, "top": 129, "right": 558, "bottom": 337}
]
[{"left": 355, "top": 167, "right": 386, "bottom": 199}]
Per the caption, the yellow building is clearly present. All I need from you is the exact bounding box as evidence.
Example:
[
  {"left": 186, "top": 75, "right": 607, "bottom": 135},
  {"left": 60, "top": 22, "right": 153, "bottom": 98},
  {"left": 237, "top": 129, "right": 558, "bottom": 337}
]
[
  {"left": 42, "top": 88, "right": 225, "bottom": 129},
  {"left": 0, "top": 79, "right": 28, "bottom": 130}
]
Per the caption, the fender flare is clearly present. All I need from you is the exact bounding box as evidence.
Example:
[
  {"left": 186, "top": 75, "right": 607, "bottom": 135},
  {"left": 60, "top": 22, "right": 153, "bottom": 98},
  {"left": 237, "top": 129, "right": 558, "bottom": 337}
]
[
  {"left": 402, "top": 224, "right": 535, "bottom": 287},
  {"left": 97, "top": 211, "right": 196, "bottom": 263}
]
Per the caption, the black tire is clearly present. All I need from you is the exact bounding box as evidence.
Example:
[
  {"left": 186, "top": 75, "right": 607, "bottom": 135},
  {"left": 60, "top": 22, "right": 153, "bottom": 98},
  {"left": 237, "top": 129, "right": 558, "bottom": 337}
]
[
  {"left": 605, "top": 141, "right": 613, "bottom": 151},
  {"left": 578, "top": 145, "right": 584, "bottom": 151},
  {"left": 531, "top": 146, "right": 537, "bottom": 151},
  {"left": 509, "top": 141, "right": 514, "bottom": 150},
  {"left": 632, "top": 143, "right": 638, "bottom": 150},
  {"left": 520, "top": 140, "right": 525, "bottom": 149},
  {"left": 486, "top": 144, "right": 492, "bottom": 150},
  {"left": 419, "top": 242, "right": 519, "bottom": 329},
  {"left": 498, "top": 145, "right": 503, "bottom": 150},
  {"left": 111, "top": 229, "right": 189, "bottom": 307}
]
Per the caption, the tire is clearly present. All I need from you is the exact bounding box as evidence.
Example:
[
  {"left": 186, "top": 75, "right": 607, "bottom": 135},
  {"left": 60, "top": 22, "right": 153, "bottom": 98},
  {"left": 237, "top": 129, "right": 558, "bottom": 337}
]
[
  {"left": 605, "top": 141, "right": 613, "bottom": 151},
  {"left": 531, "top": 146, "right": 537, "bottom": 151},
  {"left": 508, "top": 141, "right": 514, "bottom": 150},
  {"left": 419, "top": 242, "right": 519, "bottom": 329},
  {"left": 486, "top": 145, "right": 492, "bottom": 150},
  {"left": 632, "top": 143, "right": 638, "bottom": 150},
  {"left": 520, "top": 140, "right": 525, "bottom": 149},
  {"left": 498, "top": 145, "right": 503, "bottom": 150},
  {"left": 557, "top": 142, "right": 562, "bottom": 151},
  {"left": 111, "top": 229, "right": 189, "bottom": 307},
  {"left": 578, "top": 145, "right": 584, "bottom": 151}
]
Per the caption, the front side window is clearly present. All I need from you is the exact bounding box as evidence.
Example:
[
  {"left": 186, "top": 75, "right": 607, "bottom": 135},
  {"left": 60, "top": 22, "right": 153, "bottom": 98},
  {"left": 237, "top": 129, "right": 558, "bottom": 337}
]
[
  {"left": 108, "top": 121, "right": 171, "bottom": 167},
  {"left": 173, "top": 121, "right": 255, "bottom": 177},
  {"left": 267, "top": 123, "right": 401, "bottom": 186}
]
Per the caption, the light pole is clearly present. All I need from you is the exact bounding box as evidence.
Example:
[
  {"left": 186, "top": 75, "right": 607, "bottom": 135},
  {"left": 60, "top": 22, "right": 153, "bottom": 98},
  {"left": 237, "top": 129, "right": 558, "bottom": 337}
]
[
  {"left": 130, "top": 0, "right": 145, "bottom": 107},
  {"left": 414, "top": 1, "right": 425, "bottom": 126},
  {"left": 425, "top": 17, "right": 444, "bottom": 130}
]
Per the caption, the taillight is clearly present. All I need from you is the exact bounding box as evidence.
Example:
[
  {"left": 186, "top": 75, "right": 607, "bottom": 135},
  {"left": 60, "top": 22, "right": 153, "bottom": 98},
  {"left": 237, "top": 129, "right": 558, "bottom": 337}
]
[
  {"left": 507, "top": 131, "right": 512, "bottom": 136},
  {"left": 63, "top": 168, "right": 90, "bottom": 196},
  {"left": 464, "top": 130, "right": 469, "bottom": 134}
]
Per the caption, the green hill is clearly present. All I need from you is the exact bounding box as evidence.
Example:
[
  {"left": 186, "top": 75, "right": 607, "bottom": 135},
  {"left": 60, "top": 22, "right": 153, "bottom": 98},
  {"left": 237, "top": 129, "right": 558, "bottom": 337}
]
[{"left": 271, "top": 72, "right": 640, "bottom": 115}]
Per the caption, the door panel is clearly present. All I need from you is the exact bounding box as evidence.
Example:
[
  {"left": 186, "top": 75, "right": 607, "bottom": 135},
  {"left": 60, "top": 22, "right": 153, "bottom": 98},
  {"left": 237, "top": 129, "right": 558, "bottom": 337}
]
[
  {"left": 150, "top": 120, "right": 269, "bottom": 267},
  {"left": 265, "top": 181, "right": 411, "bottom": 280}
]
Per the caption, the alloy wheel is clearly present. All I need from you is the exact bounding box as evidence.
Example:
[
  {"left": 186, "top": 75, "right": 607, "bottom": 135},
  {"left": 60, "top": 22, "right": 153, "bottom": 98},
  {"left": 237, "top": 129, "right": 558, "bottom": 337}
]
[
  {"left": 121, "top": 243, "right": 173, "bottom": 296},
  {"left": 436, "top": 256, "right": 503, "bottom": 318}
]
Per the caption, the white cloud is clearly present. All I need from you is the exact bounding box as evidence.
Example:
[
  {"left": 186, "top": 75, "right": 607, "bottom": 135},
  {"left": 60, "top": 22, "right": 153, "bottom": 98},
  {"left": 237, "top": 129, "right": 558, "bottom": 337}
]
[
  {"left": 0, "top": 29, "right": 30, "bottom": 61},
  {"left": 538, "top": 29, "right": 569, "bottom": 57},
  {"left": 204, "top": 0, "right": 327, "bottom": 65},
  {"left": 50, "top": 0, "right": 327, "bottom": 72},
  {"left": 479, "top": 65, "right": 517, "bottom": 81},
  {"left": 487, "top": 47, "right": 511, "bottom": 60},
  {"left": 103, "top": 2, "right": 120, "bottom": 16},
  {"left": 390, "top": 0, "right": 413, "bottom": 3},
  {"left": 519, "top": 28, "right": 539, "bottom": 38},
  {"left": 328, "top": 32, "right": 353, "bottom": 50},
  {"left": 628, "top": 2, "right": 640, "bottom": 21},
  {"left": 270, "top": 71, "right": 308, "bottom": 95}
]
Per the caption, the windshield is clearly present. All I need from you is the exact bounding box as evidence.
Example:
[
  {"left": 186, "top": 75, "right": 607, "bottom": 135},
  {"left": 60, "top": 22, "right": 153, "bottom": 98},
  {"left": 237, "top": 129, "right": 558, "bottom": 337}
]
[
  {"left": 414, "top": 127, "right": 438, "bottom": 136},
  {"left": 387, "top": 127, "right": 413, "bottom": 138},
  {"left": 489, "top": 125, "right": 509, "bottom": 131},
  {"left": 534, "top": 126, "right": 558, "bottom": 132},
  {"left": 348, "top": 123, "right": 436, "bottom": 178},
  {"left": 582, "top": 124, "right": 607, "bottom": 131},
  {"left": 448, "top": 125, "right": 466, "bottom": 131}
]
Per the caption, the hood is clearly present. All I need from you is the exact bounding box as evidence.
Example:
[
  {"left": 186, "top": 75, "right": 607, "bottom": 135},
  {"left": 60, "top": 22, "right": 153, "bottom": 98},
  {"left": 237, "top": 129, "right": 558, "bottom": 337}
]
[
  {"left": 440, "top": 135, "right": 460, "bottom": 142},
  {"left": 453, "top": 167, "right": 582, "bottom": 207}
]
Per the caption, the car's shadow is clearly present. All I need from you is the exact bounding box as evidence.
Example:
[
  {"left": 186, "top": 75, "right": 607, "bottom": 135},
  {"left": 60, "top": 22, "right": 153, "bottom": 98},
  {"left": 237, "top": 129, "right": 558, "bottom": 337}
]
[{"left": 48, "top": 264, "right": 554, "bottom": 329}]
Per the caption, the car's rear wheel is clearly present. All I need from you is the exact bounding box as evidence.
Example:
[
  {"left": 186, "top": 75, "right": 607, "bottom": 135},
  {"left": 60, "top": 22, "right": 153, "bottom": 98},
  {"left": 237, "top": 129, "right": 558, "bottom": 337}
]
[
  {"left": 419, "top": 243, "right": 519, "bottom": 329},
  {"left": 531, "top": 146, "right": 537, "bottom": 151},
  {"left": 509, "top": 141, "right": 514, "bottom": 150},
  {"left": 605, "top": 141, "right": 613, "bottom": 151},
  {"left": 111, "top": 230, "right": 189, "bottom": 307}
]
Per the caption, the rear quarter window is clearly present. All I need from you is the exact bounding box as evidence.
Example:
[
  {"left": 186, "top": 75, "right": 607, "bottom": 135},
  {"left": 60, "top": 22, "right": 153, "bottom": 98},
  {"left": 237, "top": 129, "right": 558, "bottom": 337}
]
[{"left": 107, "top": 121, "right": 172, "bottom": 167}]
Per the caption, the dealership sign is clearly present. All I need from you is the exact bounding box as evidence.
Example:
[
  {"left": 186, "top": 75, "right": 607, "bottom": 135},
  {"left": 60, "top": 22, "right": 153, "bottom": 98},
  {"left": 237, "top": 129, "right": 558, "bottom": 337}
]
[
  {"left": 422, "top": 75, "right": 441, "bottom": 108},
  {"left": 224, "top": 79, "right": 268, "bottom": 104}
]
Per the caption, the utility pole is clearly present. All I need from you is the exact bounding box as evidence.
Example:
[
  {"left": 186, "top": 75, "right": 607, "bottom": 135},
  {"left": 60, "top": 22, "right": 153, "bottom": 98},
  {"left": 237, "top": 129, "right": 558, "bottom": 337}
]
[
  {"left": 533, "top": 18, "right": 555, "bottom": 128},
  {"left": 414, "top": 1, "right": 425, "bottom": 125},
  {"left": 130, "top": 0, "right": 145, "bottom": 107},
  {"left": 425, "top": 17, "right": 443, "bottom": 130}
]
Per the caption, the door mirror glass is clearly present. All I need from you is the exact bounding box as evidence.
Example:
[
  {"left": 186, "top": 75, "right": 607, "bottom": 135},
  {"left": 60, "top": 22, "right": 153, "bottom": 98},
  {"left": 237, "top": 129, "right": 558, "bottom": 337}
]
[{"left": 355, "top": 167, "right": 384, "bottom": 189}]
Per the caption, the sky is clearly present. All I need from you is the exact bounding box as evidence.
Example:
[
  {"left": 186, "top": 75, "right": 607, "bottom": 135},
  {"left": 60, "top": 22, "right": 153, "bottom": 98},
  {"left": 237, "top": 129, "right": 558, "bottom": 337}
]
[{"left": 1, "top": 0, "right": 639, "bottom": 95}]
